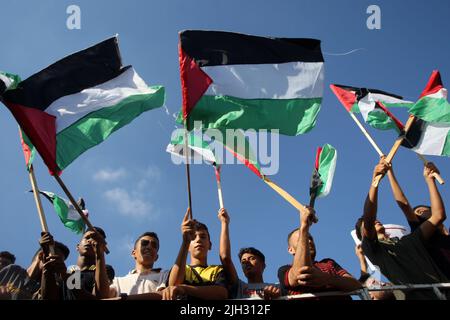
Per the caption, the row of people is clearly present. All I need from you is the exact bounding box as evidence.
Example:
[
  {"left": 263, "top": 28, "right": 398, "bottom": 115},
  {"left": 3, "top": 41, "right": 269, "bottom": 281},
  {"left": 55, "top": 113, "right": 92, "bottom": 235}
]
[{"left": 0, "top": 160, "right": 448, "bottom": 300}]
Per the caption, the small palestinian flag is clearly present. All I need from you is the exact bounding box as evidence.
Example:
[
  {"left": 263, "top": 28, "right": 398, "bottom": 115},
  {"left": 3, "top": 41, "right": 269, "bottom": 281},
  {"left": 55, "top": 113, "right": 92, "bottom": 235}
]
[
  {"left": 1, "top": 36, "right": 165, "bottom": 174},
  {"left": 310, "top": 144, "right": 337, "bottom": 199},
  {"left": 166, "top": 130, "right": 217, "bottom": 165},
  {"left": 38, "top": 191, "right": 87, "bottom": 234},
  {"left": 0, "top": 72, "right": 21, "bottom": 95},
  {"left": 403, "top": 71, "right": 450, "bottom": 156},
  {"left": 330, "top": 84, "right": 413, "bottom": 131},
  {"left": 179, "top": 30, "right": 324, "bottom": 136}
]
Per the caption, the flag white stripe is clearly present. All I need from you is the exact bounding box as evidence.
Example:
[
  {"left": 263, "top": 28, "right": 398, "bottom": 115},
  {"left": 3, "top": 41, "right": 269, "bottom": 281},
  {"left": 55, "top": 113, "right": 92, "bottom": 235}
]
[
  {"left": 201, "top": 62, "right": 324, "bottom": 99},
  {"left": 412, "top": 122, "right": 450, "bottom": 156},
  {"left": 0, "top": 73, "right": 13, "bottom": 88},
  {"left": 45, "top": 68, "right": 157, "bottom": 133},
  {"left": 424, "top": 88, "right": 448, "bottom": 99}
]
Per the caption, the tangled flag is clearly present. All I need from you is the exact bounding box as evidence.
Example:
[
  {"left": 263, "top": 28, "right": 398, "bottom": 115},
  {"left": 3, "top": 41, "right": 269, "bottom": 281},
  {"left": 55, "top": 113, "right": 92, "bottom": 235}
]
[
  {"left": 330, "top": 84, "right": 412, "bottom": 131},
  {"left": 310, "top": 144, "right": 337, "bottom": 199},
  {"left": 403, "top": 71, "right": 450, "bottom": 156},
  {"left": 35, "top": 190, "right": 87, "bottom": 234},
  {"left": 0, "top": 36, "right": 165, "bottom": 174},
  {"left": 179, "top": 30, "right": 323, "bottom": 135}
]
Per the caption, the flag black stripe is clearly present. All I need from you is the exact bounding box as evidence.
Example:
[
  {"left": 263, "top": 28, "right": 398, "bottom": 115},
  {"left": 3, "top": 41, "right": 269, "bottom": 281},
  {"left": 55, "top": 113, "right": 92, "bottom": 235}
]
[
  {"left": 401, "top": 119, "right": 425, "bottom": 149},
  {"left": 332, "top": 84, "right": 404, "bottom": 101},
  {"left": 180, "top": 30, "right": 324, "bottom": 67},
  {"left": 3, "top": 37, "right": 124, "bottom": 111}
]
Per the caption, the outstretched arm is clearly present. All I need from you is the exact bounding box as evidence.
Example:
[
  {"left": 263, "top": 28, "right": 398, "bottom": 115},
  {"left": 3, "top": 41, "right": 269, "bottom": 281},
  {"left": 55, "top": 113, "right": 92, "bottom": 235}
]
[
  {"left": 362, "top": 158, "right": 390, "bottom": 240},
  {"left": 287, "top": 206, "right": 314, "bottom": 287},
  {"left": 420, "top": 163, "right": 447, "bottom": 240},
  {"left": 218, "top": 208, "right": 238, "bottom": 286},
  {"left": 387, "top": 165, "right": 418, "bottom": 223},
  {"left": 169, "top": 208, "right": 195, "bottom": 286}
]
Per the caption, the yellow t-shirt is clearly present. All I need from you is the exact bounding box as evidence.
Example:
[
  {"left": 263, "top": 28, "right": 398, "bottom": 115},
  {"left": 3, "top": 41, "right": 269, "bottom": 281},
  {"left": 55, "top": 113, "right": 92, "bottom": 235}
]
[{"left": 184, "top": 265, "right": 227, "bottom": 287}]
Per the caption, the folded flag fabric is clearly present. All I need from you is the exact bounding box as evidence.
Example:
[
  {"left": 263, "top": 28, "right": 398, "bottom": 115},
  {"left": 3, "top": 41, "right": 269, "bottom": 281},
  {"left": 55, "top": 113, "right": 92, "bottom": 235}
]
[
  {"left": 0, "top": 71, "right": 21, "bottom": 95},
  {"left": 310, "top": 144, "right": 337, "bottom": 199},
  {"left": 37, "top": 191, "right": 87, "bottom": 234},
  {"left": 179, "top": 30, "right": 324, "bottom": 135},
  {"left": 166, "top": 130, "right": 217, "bottom": 165},
  {"left": 1, "top": 36, "right": 165, "bottom": 174},
  {"left": 403, "top": 71, "right": 450, "bottom": 156},
  {"left": 19, "top": 127, "right": 36, "bottom": 171},
  {"left": 330, "top": 84, "right": 413, "bottom": 130}
]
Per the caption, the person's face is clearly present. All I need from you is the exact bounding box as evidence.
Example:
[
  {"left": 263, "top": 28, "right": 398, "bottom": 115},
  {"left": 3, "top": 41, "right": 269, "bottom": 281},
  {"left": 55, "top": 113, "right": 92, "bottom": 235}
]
[
  {"left": 77, "top": 232, "right": 97, "bottom": 258},
  {"left": 374, "top": 220, "right": 385, "bottom": 235},
  {"left": 287, "top": 231, "right": 316, "bottom": 260},
  {"left": 132, "top": 236, "right": 159, "bottom": 266},
  {"left": 240, "top": 253, "right": 265, "bottom": 279},
  {"left": 189, "top": 229, "right": 211, "bottom": 259},
  {"left": 414, "top": 206, "right": 431, "bottom": 221}
]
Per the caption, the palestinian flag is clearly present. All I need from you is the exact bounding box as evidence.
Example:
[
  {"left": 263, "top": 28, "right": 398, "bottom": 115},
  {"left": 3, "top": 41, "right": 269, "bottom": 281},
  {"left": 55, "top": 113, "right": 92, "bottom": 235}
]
[
  {"left": 330, "top": 84, "right": 413, "bottom": 130},
  {"left": 18, "top": 127, "right": 36, "bottom": 170},
  {"left": 0, "top": 71, "right": 21, "bottom": 95},
  {"left": 38, "top": 191, "right": 87, "bottom": 234},
  {"left": 179, "top": 30, "right": 324, "bottom": 135},
  {"left": 402, "top": 71, "right": 450, "bottom": 156},
  {"left": 0, "top": 37, "right": 165, "bottom": 174},
  {"left": 310, "top": 144, "right": 337, "bottom": 199},
  {"left": 166, "top": 130, "right": 217, "bottom": 165}
]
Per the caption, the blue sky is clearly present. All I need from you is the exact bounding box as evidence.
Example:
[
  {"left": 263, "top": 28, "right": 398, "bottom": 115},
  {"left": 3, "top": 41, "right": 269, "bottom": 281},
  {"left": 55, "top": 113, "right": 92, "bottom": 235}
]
[{"left": 1, "top": 0, "right": 449, "bottom": 285}]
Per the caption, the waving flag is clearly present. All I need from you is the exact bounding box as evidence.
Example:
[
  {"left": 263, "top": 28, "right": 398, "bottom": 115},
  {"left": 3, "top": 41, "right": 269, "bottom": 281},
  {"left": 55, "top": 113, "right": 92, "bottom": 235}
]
[
  {"left": 18, "top": 128, "right": 36, "bottom": 170},
  {"left": 37, "top": 191, "right": 87, "bottom": 234},
  {"left": 1, "top": 36, "right": 165, "bottom": 174},
  {"left": 179, "top": 30, "right": 324, "bottom": 135},
  {"left": 0, "top": 72, "right": 21, "bottom": 95},
  {"left": 166, "top": 131, "right": 217, "bottom": 165},
  {"left": 330, "top": 84, "right": 413, "bottom": 130},
  {"left": 310, "top": 144, "right": 337, "bottom": 199},
  {"left": 403, "top": 71, "right": 450, "bottom": 156}
]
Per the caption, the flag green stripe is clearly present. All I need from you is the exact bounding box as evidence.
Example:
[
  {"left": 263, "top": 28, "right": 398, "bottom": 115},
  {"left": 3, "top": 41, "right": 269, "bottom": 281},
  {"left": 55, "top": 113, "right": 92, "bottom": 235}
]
[
  {"left": 443, "top": 133, "right": 450, "bottom": 156},
  {"left": 317, "top": 144, "right": 336, "bottom": 197},
  {"left": 56, "top": 88, "right": 164, "bottom": 170},
  {"left": 366, "top": 110, "right": 399, "bottom": 131},
  {"left": 187, "top": 95, "right": 321, "bottom": 136},
  {"left": 409, "top": 97, "right": 450, "bottom": 124}
]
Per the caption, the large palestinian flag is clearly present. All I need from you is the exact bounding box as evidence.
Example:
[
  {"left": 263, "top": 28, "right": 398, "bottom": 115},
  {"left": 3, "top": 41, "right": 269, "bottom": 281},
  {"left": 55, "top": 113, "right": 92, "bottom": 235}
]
[
  {"left": 0, "top": 37, "right": 165, "bottom": 174},
  {"left": 330, "top": 84, "right": 413, "bottom": 131},
  {"left": 403, "top": 71, "right": 450, "bottom": 156},
  {"left": 179, "top": 30, "right": 324, "bottom": 135}
]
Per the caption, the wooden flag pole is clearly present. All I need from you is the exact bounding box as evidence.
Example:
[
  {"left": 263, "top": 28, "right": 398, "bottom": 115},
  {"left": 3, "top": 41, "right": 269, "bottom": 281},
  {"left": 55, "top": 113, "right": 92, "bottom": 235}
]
[
  {"left": 183, "top": 122, "right": 193, "bottom": 219},
  {"left": 28, "top": 164, "right": 49, "bottom": 233},
  {"left": 372, "top": 115, "right": 416, "bottom": 187},
  {"left": 415, "top": 153, "right": 445, "bottom": 184},
  {"left": 53, "top": 174, "right": 110, "bottom": 254},
  {"left": 214, "top": 166, "right": 224, "bottom": 209},
  {"left": 348, "top": 112, "right": 385, "bottom": 157}
]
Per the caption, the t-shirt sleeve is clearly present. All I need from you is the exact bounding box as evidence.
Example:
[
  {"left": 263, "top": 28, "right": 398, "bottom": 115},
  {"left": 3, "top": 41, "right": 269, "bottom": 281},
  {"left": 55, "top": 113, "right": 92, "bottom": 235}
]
[
  {"left": 277, "top": 265, "right": 291, "bottom": 295},
  {"left": 109, "top": 277, "right": 120, "bottom": 297},
  {"left": 213, "top": 269, "right": 228, "bottom": 288},
  {"left": 328, "top": 259, "right": 350, "bottom": 277}
]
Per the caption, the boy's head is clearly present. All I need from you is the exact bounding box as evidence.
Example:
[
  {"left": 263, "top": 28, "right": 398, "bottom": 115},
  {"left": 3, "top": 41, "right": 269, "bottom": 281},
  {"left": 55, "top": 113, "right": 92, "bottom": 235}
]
[
  {"left": 287, "top": 228, "right": 316, "bottom": 260},
  {"left": 0, "top": 251, "right": 16, "bottom": 270},
  {"left": 77, "top": 226, "right": 106, "bottom": 258},
  {"left": 238, "top": 247, "right": 266, "bottom": 279},
  {"left": 132, "top": 232, "right": 160, "bottom": 267},
  {"left": 189, "top": 221, "right": 212, "bottom": 259},
  {"left": 31, "top": 241, "right": 70, "bottom": 270},
  {"left": 413, "top": 205, "right": 431, "bottom": 222},
  {"left": 355, "top": 218, "right": 386, "bottom": 241}
]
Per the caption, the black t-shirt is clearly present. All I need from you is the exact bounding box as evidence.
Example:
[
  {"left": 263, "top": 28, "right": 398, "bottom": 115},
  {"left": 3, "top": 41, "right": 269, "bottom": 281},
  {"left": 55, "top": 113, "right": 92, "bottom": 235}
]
[{"left": 408, "top": 221, "right": 450, "bottom": 279}]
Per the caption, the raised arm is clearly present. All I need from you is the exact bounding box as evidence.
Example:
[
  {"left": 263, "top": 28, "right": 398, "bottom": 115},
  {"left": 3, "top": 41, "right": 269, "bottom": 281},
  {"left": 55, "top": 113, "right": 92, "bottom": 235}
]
[
  {"left": 90, "top": 230, "right": 110, "bottom": 299},
  {"left": 218, "top": 208, "right": 238, "bottom": 286},
  {"left": 287, "top": 206, "right": 314, "bottom": 287},
  {"left": 387, "top": 165, "right": 418, "bottom": 223},
  {"left": 362, "top": 159, "right": 390, "bottom": 240},
  {"left": 420, "top": 163, "right": 447, "bottom": 240},
  {"left": 168, "top": 208, "right": 194, "bottom": 286}
]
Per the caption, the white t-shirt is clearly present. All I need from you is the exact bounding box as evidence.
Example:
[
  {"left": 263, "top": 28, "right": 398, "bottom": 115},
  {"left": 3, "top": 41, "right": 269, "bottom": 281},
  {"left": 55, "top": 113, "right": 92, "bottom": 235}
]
[{"left": 111, "top": 269, "right": 169, "bottom": 296}]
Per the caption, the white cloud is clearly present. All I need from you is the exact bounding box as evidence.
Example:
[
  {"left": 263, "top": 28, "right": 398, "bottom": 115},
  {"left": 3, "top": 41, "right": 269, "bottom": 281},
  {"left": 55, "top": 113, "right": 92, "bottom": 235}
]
[
  {"left": 104, "top": 188, "right": 153, "bottom": 218},
  {"left": 93, "top": 168, "right": 127, "bottom": 182}
]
